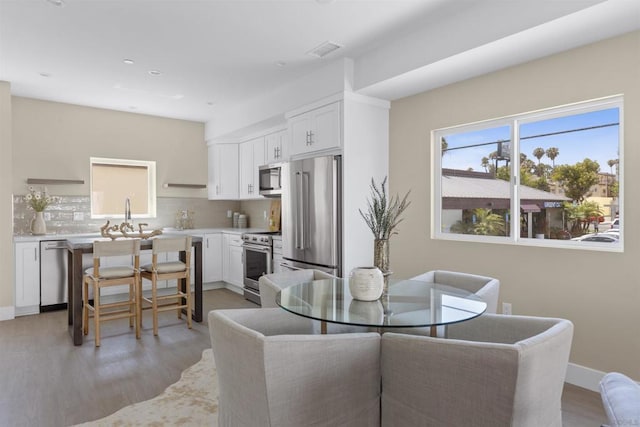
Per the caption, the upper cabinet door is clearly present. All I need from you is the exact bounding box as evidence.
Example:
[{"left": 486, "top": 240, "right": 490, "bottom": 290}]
[
  {"left": 265, "top": 130, "right": 288, "bottom": 164},
  {"left": 289, "top": 114, "right": 313, "bottom": 157},
  {"left": 289, "top": 101, "right": 341, "bottom": 157},
  {"left": 239, "top": 137, "right": 265, "bottom": 199},
  {"left": 208, "top": 143, "right": 239, "bottom": 200}
]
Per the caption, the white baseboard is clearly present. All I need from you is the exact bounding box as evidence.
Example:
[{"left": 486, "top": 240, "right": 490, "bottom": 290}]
[
  {"left": 0, "top": 305, "right": 16, "bottom": 321},
  {"left": 565, "top": 362, "right": 606, "bottom": 392},
  {"left": 224, "top": 283, "right": 243, "bottom": 295}
]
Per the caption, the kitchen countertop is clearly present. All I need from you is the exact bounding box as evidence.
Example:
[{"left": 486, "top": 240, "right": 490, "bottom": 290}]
[
  {"left": 13, "top": 227, "right": 269, "bottom": 243},
  {"left": 65, "top": 233, "right": 204, "bottom": 251}
]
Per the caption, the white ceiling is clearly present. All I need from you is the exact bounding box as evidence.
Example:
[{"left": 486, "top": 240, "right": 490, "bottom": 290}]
[{"left": 1, "top": 0, "right": 638, "bottom": 123}]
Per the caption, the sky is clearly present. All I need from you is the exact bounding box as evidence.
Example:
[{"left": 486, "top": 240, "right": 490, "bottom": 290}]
[{"left": 441, "top": 108, "right": 620, "bottom": 173}]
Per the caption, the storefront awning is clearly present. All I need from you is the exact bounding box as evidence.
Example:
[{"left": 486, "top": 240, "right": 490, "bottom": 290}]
[{"left": 521, "top": 204, "right": 541, "bottom": 213}]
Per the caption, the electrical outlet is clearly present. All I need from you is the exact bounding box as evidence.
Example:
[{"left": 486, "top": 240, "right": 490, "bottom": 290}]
[
  {"left": 227, "top": 210, "right": 233, "bottom": 218},
  {"left": 73, "top": 212, "right": 84, "bottom": 221},
  {"left": 43, "top": 212, "right": 51, "bottom": 221},
  {"left": 263, "top": 210, "right": 267, "bottom": 220},
  {"left": 502, "top": 302, "right": 512, "bottom": 315}
]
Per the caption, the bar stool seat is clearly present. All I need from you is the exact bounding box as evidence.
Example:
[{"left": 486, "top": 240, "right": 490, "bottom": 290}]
[
  {"left": 86, "top": 266, "right": 137, "bottom": 279},
  {"left": 141, "top": 261, "right": 185, "bottom": 274}
]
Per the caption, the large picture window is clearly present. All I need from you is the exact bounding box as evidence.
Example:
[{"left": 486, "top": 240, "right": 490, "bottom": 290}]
[
  {"left": 90, "top": 157, "right": 157, "bottom": 219},
  {"left": 433, "top": 96, "right": 622, "bottom": 251}
]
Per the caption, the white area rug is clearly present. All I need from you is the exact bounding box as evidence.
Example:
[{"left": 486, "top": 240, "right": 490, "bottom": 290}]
[{"left": 76, "top": 349, "right": 218, "bottom": 426}]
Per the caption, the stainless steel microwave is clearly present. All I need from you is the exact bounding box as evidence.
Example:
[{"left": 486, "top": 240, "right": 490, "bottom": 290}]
[{"left": 259, "top": 163, "right": 283, "bottom": 197}]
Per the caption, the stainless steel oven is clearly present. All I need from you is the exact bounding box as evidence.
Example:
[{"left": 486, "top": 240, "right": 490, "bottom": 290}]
[{"left": 242, "top": 232, "right": 279, "bottom": 305}]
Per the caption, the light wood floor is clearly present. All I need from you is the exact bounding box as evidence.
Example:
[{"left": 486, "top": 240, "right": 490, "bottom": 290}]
[{"left": 0, "top": 288, "right": 607, "bottom": 427}]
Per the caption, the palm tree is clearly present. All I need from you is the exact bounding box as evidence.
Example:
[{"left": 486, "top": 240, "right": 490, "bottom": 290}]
[
  {"left": 545, "top": 147, "right": 559, "bottom": 167},
  {"left": 450, "top": 209, "right": 505, "bottom": 236},
  {"left": 441, "top": 137, "right": 448, "bottom": 157},
  {"left": 607, "top": 159, "right": 618, "bottom": 174},
  {"left": 532, "top": 147, "right": 545, "bottom": 164},
  {"left": 481, "top": 157, "right": 489, "bottom": 172}
]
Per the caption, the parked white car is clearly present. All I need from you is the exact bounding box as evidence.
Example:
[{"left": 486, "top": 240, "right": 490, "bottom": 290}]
[{"left": 571, "top": 233, "right": 618, "bottom": 243}]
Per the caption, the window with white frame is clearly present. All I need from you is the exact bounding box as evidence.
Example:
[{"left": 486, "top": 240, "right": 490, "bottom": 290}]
[
  {"left": 90, "top": 157, "right": 157, "bottom": 219},
  {"left": 433, "top": 96, "right": 622, "bottom": 251}
]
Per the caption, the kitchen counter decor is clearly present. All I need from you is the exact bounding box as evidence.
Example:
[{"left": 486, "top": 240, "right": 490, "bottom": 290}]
[
  {"left": 359, "top": 176, "right": 411, "bottom": 295},
  {"left": 25, "top": 186, "right": 56, "bottom": 235},
  {"left": 100, "top": 220, "right": 163, "bottom": 240}
]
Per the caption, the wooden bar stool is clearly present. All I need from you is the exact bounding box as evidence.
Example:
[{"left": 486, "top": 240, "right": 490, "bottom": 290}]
[
  {"left": 82, "top": 239, "right": 141, "bottom": 347},
  {"left": 140, "top": 236, "right": 192, "bottom": 335}
]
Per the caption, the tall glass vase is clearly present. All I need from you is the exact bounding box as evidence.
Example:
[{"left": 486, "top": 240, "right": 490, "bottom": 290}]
[
  {"left": 373, "top": 239, "right": 390, "bottom": 293},
  {"left": 30, "top": 211, "right": 47, "bottom": 235}
]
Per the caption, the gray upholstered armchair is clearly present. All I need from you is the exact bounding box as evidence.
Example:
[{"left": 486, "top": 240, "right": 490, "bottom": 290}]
[
  {"left": 381, "top": 313, "right": 573, "bottom": 427},
  {"left": 258, "top": 269, "right": 335, "bottom": 308},
  {"left": 208, "top": 308, "right": 381, "bottom": 427},
  {"left": 259, "top": 269, "right": 368, "bottom": 333},
  {"left": 600, "top": 372, "right": 640, "bottom": 427},
  {"left": 410, "top": 270, "right": 500, "bottom": 313}
]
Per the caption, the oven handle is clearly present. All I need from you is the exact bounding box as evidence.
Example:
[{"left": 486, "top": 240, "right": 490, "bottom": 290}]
[{"left": 242, "top": 244, "right": 272, "bottom": 254}]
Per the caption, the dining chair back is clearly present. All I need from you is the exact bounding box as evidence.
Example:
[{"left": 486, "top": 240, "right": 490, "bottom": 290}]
[
  {"left": 411, "top": 270, "right": 500, "bottom": 313},
  {"left": 381, "top": 313, "right": 573, "bottom": 427},
  {"left": 209, "top": 308, "right": 381, "bottom": 427}
]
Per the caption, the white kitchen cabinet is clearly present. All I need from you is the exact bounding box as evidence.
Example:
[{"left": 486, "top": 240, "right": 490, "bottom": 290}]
[
  {"left": 239, "top": 137, "right": 265, "bottom": 199},
  {"left": 272, "top": 236, "right": 283, "bottom": 274},
  {"left": 223, "top": 233, "right": 244, "bottom": 288},
  {"left": 208, "top": 143, "right": 239, "bottom": 200},
  {"left": 289, "top": 101, "right": 341, "bottom": 157},
  {"left": 14, "top": 241, "right": 40, "bottom": 312},
  {"left": 203, "top": 233, "right": 223, "bottom": 283},
  {"left": 265, "top": 129, "right": 288, "bottom": 164}
]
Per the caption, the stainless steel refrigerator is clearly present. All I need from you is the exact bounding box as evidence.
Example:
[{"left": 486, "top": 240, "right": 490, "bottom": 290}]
[{"left": 281, "top": 155, "right": 342, "bottom": 276}]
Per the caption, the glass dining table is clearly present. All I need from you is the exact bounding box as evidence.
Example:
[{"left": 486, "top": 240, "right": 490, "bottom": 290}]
[{"left": 276, "top": 277, "right": 487, "bottom": 336}]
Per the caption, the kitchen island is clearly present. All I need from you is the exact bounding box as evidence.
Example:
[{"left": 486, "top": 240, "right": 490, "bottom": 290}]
[{"left": 66, "top": 235, "right": 203, "bottom": 346}]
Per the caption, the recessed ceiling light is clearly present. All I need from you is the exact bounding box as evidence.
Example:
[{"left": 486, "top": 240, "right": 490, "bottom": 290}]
[
  {"left": 274, "top": 61, "right": 287, "bottom": 67},
  {"left": 45, "top": 0, "right": 65, "bottom": 6},
  {"left": 315, "top": 0, "right": 336, "bottom": 4},
  {"left": 39, "top": 72, "right": 51, "bottom": 78},
  {"left": 148, "top": 70, "right": 162, "bottom": 76},
  {"left": 307, "top": 41, "right": 342, "bottom": 58},
  {"left": 123, "top": 59, "right": 134, "bottom": 65}
]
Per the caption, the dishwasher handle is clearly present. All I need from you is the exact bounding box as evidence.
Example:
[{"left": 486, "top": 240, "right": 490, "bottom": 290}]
[{"left": 42, "top": 241, "right": 68, "bottom": 250}]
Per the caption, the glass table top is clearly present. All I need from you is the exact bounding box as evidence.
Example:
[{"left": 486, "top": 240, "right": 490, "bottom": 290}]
[{"left": 276, "top": 278, "right": 487, "bottom": 329}]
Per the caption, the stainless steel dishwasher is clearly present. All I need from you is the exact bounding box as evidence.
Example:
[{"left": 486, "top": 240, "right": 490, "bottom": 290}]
[{"left": 40, "top": 240, "right": 68, "bottom": 311}]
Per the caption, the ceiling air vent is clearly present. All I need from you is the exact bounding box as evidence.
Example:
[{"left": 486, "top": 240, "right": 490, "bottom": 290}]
[{"left": 307, "top": 41, "right": 343, "bottom": 58}]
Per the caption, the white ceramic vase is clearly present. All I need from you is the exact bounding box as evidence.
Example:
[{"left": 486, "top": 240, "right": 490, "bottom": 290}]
[
  {"left": 31, "top": 211, "right": 47, "bottom": 235},
  {"left": 349, "top": 267, "right": 384, "bottom": 301}
]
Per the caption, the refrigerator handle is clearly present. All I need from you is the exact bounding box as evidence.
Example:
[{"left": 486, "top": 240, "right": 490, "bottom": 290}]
[
  {"left": 295, "top": 172, "right": 303, "bottom": 250},
  {"left": 301, "top": 171, "right": 310, "bottom": 250}
]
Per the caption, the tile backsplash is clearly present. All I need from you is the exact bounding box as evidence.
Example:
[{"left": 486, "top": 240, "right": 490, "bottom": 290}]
[{"left": 13, "top": 195, "right": 241, "bottom": 235}]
